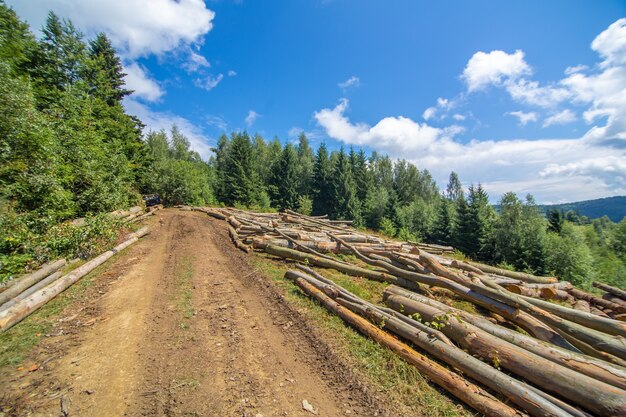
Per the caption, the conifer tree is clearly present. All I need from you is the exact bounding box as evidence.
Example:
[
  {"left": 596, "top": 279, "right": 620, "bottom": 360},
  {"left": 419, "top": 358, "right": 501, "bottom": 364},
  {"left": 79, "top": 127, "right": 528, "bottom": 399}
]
[
  {"left": 296, "top": 133, "right": 314, "bottom": 197},
  {"left": 87, "top": 32, "right": 131, "bottom": 105},
  {"left": 222, "top": 132, "right": 256, "bottom": 206},
  {"left": 330, "top": 148, "right": 361, "bottom": 224},
  {"left": 269, "top": 143, "right": 300, "bottom": 211},
  {"left": 312, "top": 142, "right": 333, "bottom": 215}
]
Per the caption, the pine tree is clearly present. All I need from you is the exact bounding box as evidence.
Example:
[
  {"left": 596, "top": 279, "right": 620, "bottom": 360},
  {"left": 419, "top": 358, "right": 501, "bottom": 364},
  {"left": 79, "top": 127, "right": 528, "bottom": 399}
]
[
  {"left": 312, "top": 142, "right": 333, "bottom": 215},
  {"left": 296, "top": 133, "right": 314, "bottom": 197},
  {"left": 222, "top": 132, "right": 256, "bottom": 206},
  {"left": 269, "top": 143, "right": 300, "bottom": 210},
  {"left": 330, "top": 148, "right": 361, "bottom": 223},
  {"left": 432, "top": 199, "right": 454, "bottom": 245},
  {"left": 87, "top": 32, "right": 131, "bottom": 105},
  {"left": 353, "top": 149, "right": 369, "bottom": 202}
]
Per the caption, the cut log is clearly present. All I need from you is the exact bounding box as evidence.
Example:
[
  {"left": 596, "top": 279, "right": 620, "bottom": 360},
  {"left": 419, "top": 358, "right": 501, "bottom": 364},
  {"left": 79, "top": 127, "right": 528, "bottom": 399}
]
[
  {"left": 465, "top": 261, "right": 557, "bottom": 284},
  {"left": 0, "top": 271, "right": 63, "bottom": 313},
  {"left": 330, "top": 235, "right": 573, "bottom": 348},
  {"left": 285, "top": 271, "right": 529, "bottom": 417},
  {"left": 0, "top": 259, "right": 67, "bottom": 307},
  {"left": 384, "top": 285, "right": 626, "bottom": 391},
  {"left": 0, "top": 227, "right": 149, "bottom": 333},
  {"left": 263, "top": 244, "right": 421, "bottom": 291},
  {"left": 568, "top": 288, "right": 626, "bottom": 314},
  {"left": 228, "top": 226, "right": 250, "bottom": 253},
  {"left": 384, "top": 292, "right": 626, "bottom": 416},
  {"left": 519, "top": 295, "right": 626, "bottom": 337},
  {"left": 593, "top": 282, "right": 626, "bottom": 301}
]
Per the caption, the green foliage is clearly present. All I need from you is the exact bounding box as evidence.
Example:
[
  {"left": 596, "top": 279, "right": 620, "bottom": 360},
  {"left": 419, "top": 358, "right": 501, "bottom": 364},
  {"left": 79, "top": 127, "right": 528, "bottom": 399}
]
[
  {"left": 312, "top": 142, "right": 333, "bottom": 216},
  {"left": 379, "top": 217, "right": 397, "bottom": 238},
  {"left": 269, "top": 143, "right": 300, "bottom": 210},
  {"left": 545, "top": 223, "right": 595, "bottom": 287},
  {"left": 297, "top": 195, "right": 313, "bottom": 216}
]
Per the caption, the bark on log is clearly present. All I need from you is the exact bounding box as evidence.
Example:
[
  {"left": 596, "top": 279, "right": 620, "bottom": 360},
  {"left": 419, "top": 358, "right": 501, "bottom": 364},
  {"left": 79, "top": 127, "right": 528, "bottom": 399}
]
[
  {"left": 384, "top": 292, "right": 626, "bottom": 416},
  {"left": 263, "top": 244, "right": 421, "bottom": 291},
  {"left": 330, "top": 235, "right": 573, "bottom": 347},
  {"left": 0, "top": 259, "right": 67, "bottom": 307},
  {"left": 594, "top": 282, "right": 626, "bottom": 302},
  {"left": 0, "top": 271, "right": 63, "bottom": 313},
  {"left": 465, "top": 261, "right": 557, "bottom": 284},
  {"left": 519, "top": 295, "right": 626, "bottom": 337},
  {"left": 0, "top": 227, "right": 149, "bottom": 333},
  {"left": 228, "top": 226, "right": 250, "bottom": 253},
  {"left": 470, "top": 283, "right": 626, "bottom": 362},
  {"left": 568, "top": 288, "right": 626, "bottom": 314},
  {"left": 384, "top": 285, "right": 626, "bottom": 391},
  {"left": 574, "top": 300, "right": 591, "bottom": 312},
  {"left": 285, "top": 271, "right": 528, "bottom": 417},
  {"left": 604, "top": 294, "right": 626, "bottom": 308}
]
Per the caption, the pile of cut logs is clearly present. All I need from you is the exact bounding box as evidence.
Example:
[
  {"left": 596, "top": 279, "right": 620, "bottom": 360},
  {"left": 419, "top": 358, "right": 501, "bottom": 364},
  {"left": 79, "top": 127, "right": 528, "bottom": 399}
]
[
  {"left": 0, "top": 205, "right": 157, "bottom": 332},
  {"left": 198, "top": 206, "right": 626, "bottom": 417}
]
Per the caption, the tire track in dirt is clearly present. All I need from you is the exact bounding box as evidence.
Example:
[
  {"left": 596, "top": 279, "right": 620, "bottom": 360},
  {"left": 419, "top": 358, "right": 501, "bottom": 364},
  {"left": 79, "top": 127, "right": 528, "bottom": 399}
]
[
  {"left": 35, "top": 209, "right": 387, "bottom": 417},
  {"left": 1, "top": 209, "right": 390, "bottom": 416}
]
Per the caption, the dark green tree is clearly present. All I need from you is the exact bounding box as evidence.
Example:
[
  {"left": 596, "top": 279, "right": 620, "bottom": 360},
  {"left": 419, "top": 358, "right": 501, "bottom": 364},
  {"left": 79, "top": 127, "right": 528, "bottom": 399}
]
[
  {"left": 330, "top": 148, "right": 361, "bottom": 224},
  {"left": 269, "top": 143, "right": 300, "bottom": 211},
  {"left": 312, "top": 142, "right": 333, "bottom": 215}
]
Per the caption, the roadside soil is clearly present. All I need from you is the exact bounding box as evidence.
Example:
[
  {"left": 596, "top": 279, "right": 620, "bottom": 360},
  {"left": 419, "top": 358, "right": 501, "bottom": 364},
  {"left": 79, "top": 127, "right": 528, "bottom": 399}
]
[{"left": 0, "top": 209, "right": 390, "bottom": 417}]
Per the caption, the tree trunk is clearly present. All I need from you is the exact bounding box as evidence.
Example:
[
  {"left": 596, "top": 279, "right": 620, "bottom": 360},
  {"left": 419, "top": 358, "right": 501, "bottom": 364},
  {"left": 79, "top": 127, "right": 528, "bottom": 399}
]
[
  {"left": 0, "top": 227, "right": 149, "bottom": 333},
  {"left": 285, "top": 271, "right": 536, "bottom": 417},
  {"left": 568, "top": 288, "right": 626, "bottom": 314},
  {"left": 384, "top": 292, "right": 626, "bottom": 416},
  {"left": 263, "top": 244, "right": 421, "bottom": 291},
  {"left": 0, "top": 259, "right": 67, "bottom": 307},
  {"left": 384, "top": 285, "right": 626, "bottom": 391},
  {"left": 594, "top": 282, "right": 626, "bottom": 302},
  {"left": 465, "top": 261, "right": 557, "bottom": 284}
]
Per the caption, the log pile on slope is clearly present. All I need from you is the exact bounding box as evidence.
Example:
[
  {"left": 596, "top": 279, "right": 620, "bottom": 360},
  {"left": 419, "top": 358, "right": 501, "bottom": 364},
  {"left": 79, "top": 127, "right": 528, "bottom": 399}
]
[{"left": 195, "top": 206, "right": 626, "bottom": 416}]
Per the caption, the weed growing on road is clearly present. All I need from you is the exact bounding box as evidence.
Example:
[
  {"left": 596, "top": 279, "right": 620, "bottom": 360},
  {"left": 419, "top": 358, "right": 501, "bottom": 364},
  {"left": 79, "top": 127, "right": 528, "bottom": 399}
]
[{"left": 175, "top": 256, "right": 195, "bottom": 326}]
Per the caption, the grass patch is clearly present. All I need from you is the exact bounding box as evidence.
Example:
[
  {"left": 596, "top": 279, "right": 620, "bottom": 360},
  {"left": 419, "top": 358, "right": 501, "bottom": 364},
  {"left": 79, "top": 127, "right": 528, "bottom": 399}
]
[
  {"left": 253, "top": 255, "right": 471, "bottom": 417},
  {"left": 175, "top": 256, "right": 195, "bottom": 323}
]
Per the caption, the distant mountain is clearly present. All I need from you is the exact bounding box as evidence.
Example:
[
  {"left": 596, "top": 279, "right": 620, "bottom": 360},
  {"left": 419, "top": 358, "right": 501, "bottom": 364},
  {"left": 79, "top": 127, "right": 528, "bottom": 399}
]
[{"left": 538, "top": 196, "right": 626, "bottom": 222}]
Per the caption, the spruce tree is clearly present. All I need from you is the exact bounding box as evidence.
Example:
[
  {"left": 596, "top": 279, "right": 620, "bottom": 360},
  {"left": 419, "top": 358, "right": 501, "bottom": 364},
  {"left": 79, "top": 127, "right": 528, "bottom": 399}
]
[
  {"left": 269, "top": 143, "right": 300, "bottom": 211},
  {"left": 222, "top": 132, "right": 256, "bottom": 206},
  {"left": 312, "top": 142, "right": 333, "bottom": 215},
  {"left": 296, "top": 133, "right": 314, "bottom": 197},
  {"left": 432, "top": 199, "right": 454, "bottom": 245},
  {"left": 446, "top": 171, "right": 463, "bottom": 201},
  {"left": 330, "top": 148, "right": 361, "bottom": 224},
  {"left": 87, "top": 32, "right": 131, "bottom": 105}
]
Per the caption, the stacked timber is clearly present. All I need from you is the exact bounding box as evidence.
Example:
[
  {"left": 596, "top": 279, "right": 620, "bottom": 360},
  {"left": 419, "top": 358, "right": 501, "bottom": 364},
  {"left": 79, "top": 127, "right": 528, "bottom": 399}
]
[{"left": 194, "top": 206, "right": 626, "bottom": 416}]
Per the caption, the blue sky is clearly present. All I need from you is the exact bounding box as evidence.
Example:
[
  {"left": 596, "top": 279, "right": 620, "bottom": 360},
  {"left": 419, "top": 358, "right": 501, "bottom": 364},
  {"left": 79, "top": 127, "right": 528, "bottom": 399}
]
[{"left": 8, "top": 0, "right": 626, "bottom": 203}]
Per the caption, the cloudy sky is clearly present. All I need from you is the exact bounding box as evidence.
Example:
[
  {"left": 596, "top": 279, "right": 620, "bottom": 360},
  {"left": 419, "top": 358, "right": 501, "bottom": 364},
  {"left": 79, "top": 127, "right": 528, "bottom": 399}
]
[{"left": 7, "top": 0, "right": 626, "bottom": 203}]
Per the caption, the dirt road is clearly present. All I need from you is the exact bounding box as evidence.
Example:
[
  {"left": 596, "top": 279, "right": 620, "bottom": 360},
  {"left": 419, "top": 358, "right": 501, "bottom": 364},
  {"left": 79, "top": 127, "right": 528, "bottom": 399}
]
[{"left": 1, "top": 210, "right": 387, "bottom": 416}]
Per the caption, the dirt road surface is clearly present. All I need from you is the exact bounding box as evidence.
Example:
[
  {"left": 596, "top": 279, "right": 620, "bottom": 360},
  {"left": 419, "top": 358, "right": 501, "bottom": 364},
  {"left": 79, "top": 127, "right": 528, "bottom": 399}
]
[{"left": 1, "top": 210, "right": 389, "bottom": 417}]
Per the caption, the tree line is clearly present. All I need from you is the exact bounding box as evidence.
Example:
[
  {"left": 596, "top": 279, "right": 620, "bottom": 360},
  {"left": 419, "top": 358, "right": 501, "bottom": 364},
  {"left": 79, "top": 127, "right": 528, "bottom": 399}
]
[{"left": 0, "top": 3, "right": 624, "bottom": 289}]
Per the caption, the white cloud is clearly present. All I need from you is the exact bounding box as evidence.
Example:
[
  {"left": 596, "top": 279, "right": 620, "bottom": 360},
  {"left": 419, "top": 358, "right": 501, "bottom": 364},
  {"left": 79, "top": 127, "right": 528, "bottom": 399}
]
[
  {"left": 540, "top": 156, "right": 626, "bottom": 188},
  {"left": 506, "top": 111, "right": 538, "bottom": 126},
  {"left": 124, "top": 97, "right": 213, "bottom": 160},
  {"left": 228, "top": 70, "right": 237, "bottom": 77},
  {"left": 245, "top": 110, "right": 260, "bottom": 127},
  {"left": 591, "top": 18, "right": 626, "bottom": 67},
  {"left": 205, "top": 114, "right": 228, "bottom": 131},
  {"left": 504, "top": 79, "right": 571, "bottom": 107},
  {"left": 183, "top": 51, "right": 210, "bottom": 73},
  {"left": 422, "top": 107, "right": 437, "bottom": 121},
  {"left": 452, "top": 113, "right": 466, "bottom": 121},
  {"left": 338, "top": 76, "right": 360, "bottom": 90},
  {"left": 8, "top": 0, "right": 215, "bottom": 59},
  {"left": 543, "top": 109, "right": 576, "bottom": 127},
  {"left": 315, "top": 98, "right": 463, "bottom": 153},
  {"left": 462, "top": 50, "right": 531, "bottom": 91},
  {"left": 123, "top": 62, "right": 164, "bottom": 102},
  {"left": 422, "top": 97, "right": 456, "bottom": 121},
  {"left": 194, "top": 73, "right": 224, "bottom": 91},
  {"left": 565, "top": 64, "right": 588, "bottom": 75}
]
